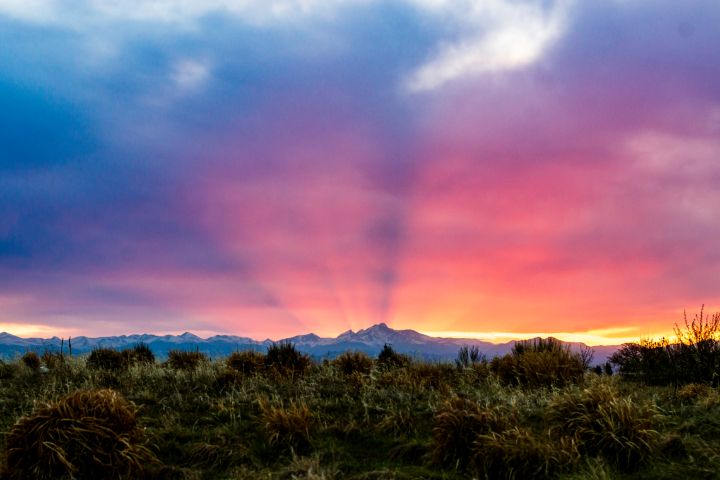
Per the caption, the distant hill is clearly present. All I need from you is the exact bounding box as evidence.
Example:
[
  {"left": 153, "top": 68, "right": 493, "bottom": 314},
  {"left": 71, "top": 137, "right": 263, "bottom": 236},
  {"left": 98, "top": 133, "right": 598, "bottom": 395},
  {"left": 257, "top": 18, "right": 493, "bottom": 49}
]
[{"left": 0, "top": 323, "right": 620, "bottom": 365}]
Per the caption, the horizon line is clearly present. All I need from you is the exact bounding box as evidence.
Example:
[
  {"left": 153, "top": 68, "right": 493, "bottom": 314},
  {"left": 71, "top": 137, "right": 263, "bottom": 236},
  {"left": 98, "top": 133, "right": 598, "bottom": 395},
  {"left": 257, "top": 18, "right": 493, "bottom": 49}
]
[{"left": 0, "top": 322, "right": 675, "bottom": 347}]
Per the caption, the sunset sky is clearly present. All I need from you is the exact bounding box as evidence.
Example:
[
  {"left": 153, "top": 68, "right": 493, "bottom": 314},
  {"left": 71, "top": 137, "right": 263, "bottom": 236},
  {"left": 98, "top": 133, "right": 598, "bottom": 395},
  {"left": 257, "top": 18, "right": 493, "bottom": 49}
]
[{"left": 1, "top": 1, "right": 719, "bottom": 344}]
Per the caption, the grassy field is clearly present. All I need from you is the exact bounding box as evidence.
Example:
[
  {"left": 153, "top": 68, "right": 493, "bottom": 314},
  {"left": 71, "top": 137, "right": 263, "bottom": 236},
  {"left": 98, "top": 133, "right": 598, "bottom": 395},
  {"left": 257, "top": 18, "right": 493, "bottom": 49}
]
[{"left": 0, "top": 341, "right": 719, "bottom": 479}]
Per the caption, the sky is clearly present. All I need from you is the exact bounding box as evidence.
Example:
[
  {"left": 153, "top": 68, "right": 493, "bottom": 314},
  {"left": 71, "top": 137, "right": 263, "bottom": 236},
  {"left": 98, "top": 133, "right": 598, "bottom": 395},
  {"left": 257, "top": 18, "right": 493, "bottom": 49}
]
[{"left": 1, "top": 1, "right": 719, "bottom": 344}]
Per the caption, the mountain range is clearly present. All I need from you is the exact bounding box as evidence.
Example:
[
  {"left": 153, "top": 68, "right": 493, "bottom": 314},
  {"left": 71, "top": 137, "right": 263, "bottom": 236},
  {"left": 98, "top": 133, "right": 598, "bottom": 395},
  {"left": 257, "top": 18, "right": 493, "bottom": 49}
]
[{"left": 0, "top": 323, "right": 621, "bottom": 364}]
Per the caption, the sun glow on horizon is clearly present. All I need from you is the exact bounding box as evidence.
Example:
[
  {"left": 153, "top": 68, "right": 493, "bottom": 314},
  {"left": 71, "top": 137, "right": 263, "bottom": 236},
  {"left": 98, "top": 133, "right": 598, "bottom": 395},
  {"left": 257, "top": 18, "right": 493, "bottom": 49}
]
[{"left": 419, "top": 327, "right": 676, "bottom": 346}]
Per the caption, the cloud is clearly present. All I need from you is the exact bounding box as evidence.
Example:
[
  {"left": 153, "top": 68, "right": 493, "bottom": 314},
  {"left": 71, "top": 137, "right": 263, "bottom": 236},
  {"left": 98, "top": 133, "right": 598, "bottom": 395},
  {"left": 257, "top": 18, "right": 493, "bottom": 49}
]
[
  {"left": 0, "top": 0, "right": 373, "bottom": 26},
  {"left": 170, "top": 59, "right": 211, "bottom": 95},
  {"left": 405, "top": 0, "right": 573, "bottom": 92}
]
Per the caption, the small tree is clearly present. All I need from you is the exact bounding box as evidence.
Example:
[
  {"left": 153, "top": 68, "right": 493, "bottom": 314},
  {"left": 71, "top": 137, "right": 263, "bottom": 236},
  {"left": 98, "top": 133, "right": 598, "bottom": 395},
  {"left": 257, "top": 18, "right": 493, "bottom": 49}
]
[{"left": 456, "top": 345, "right": 483, "bottom": 369}]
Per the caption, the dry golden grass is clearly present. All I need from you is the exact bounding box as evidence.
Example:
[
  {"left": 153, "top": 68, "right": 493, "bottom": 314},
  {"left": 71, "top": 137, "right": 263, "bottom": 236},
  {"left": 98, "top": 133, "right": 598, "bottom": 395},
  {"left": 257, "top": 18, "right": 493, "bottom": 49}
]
[
  {"left": 332, "top": 351, "right": 373, "bottom": 376},
  {"left": 431, "top": 397, "right": 512, "bottom": 470},
  {"left": 548, "top": 379, "right": 660, "bottom": 471},
  {"left": 226, "top": 350, "right": 265, "bottom": 375},
  {"left": 472, "top": 427, "right": 578, "bottom": 479},
  {"left": 259, "top": 398, "right": 314, "bottom": 454},
  {"left": 3, "top": 389, "right": 157, "bottom": 479}
]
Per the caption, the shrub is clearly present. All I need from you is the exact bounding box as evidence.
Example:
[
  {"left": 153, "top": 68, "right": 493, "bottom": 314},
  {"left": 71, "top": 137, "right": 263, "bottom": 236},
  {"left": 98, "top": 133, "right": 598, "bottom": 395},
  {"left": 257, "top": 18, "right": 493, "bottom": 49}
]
[
  {"left": 264, "top": 342, "right": 310, "bottom": 377},
  {"left": 166, "top": 349, "right": 208, "bottom": 370},
  {"left": 431, "top": 397, "right": 512, "bottom": 470},
  {"left": 227, "top": 350, "right": 265, "bottom": 375},
  {"left": 87, "top": 348, "right": 128, "bottom": 371},
  {"left": 377, "top": 343, "right": 409, "bottom": 369},
  {"left": 490, "top": 337, "right": 590, "bottom": 388},
  {"left": 125, "top": 343, "right": 155, "bottom": 365},
  {"left": 3, "top": 389, "right": 158, "bottom": 479},
  {"left": 472, "top": 427, "right": 578, "bottom": 479},
  {"left": 21, "top": 351, "right": 41, "bottom": 371},
  {"left": 611, "top": 306, "right": 720, "bottom": 386},
  {"left": 332, "top": 350, "right": 373, "bottom": 376},
  {"left": 610, "top": 338, "right": 675, "bottom": 385},
  {"left": 547, "top": 380, "right": 660, "bottom": 470},
  {"left": 456, "top": 345, "right": 484, "bottom": 369},
  {"left": 259, "top": 398, "right": 314, "bottom": 454}
]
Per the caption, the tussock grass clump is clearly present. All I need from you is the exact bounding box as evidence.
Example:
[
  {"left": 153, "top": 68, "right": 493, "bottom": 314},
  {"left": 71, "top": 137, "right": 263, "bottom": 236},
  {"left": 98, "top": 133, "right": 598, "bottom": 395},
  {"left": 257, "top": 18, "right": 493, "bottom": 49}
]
[
  {"left": 41, "top": 350, "right": 66, "bottom": 369},
  {"left": 332, "top": 350, "right": 373, "bottom": 375},
  {"left": 125, "top": 343, "right": 155, "bottom": 365},
  {"left": 491, "top": 337, "right": 590, "bottom": 388},
  {"left": 166, "top": 349, "right": 208, "bottom": 370},
  {"left": 3, "top": 388, "right": 158, "bottom": 479},
  {"left": 259, "top": 398, "right": 314, "bottom": 454},
  {"left": 677, "top": 383, "right": 714, "bottom": 402},
  {"left": 548, "top": 380, "right": 660, "bottom": 470},
  {"left": 431, "top": 397, "right": 512, "bottom": 470},
  {"left": 227, "top": 350, "right": 265, "bottom": 375},
  {"left": 87, "top": 347, "right": 128, "bottom": 371},
  {"left": 264, "top": 342, "right": 310, "bottom": 377},
  {"left": 21, "top": 351, "right": 41, "bottom": 371},
  {"left": 472, "top": 428, "right": 578, "bottom": 479}
]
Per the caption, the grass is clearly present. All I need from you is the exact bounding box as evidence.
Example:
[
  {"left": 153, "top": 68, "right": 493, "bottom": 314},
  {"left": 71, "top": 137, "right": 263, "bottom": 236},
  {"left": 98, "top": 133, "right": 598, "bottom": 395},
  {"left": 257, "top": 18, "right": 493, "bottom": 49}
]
[
  {"left": 3, "top": 388, "right": 158, "bottom": 479},
  {"left": 0, "top": 349, "right": 717, "bottom": 479}
]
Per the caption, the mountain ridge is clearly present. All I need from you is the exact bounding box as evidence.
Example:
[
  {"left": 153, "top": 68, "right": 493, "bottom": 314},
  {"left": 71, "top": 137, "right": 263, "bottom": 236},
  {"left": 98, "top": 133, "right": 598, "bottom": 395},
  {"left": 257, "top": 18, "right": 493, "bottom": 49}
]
[{"left": 0, "top": 324, "right": 621, "bottom": 364}]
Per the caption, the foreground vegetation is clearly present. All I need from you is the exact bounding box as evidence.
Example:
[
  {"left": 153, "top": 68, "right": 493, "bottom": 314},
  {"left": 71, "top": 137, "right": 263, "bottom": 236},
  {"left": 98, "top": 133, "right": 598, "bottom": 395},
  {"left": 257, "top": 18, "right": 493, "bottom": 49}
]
[{"left": 1, "top": 310, "right": 720, "bottom": 479}]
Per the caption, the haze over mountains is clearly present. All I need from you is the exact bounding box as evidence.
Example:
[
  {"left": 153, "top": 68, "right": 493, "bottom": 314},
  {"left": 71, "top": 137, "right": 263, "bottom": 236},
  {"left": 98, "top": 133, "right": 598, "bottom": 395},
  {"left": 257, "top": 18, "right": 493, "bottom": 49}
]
[{"left": 0, "top": 324, "right": 620, "bottom": 364}]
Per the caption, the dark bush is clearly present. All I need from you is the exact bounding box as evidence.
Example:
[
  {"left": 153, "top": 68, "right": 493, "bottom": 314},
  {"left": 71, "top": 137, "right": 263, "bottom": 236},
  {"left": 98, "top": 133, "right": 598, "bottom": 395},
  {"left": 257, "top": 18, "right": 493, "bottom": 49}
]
[
  {"left": 377, "top": 343, "right": 409, "bottom": 369},
  {"left": 3, "top": 389, "right": 158, "bottom": 479},
  {"left": 264, "top": 342, "right": 310, "bottom": 377},
  {"left": 125, "top": 343, "right": 155, "bottom": 365},
  {"left": 87, "top": 348, "right": 128, "bottom": 371},
  {"left": 332, "top": 350, "right": 373, "bottom": 375},
  {"left": 226, "top": 350, "right": 265, "bottom": 375},
  {"left": 166, "top": 350, "right": 208, "bottom": 370},
  {"left": 610, "top": 306, "right": 720, "bottom": 386},
  {"left": 21, "top": 351, "right": 41, "bottom": 371}
]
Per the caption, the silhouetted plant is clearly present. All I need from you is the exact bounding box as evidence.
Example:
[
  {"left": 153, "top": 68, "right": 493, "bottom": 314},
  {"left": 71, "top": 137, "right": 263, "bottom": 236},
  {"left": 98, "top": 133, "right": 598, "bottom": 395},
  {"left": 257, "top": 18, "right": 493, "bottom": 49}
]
[
  {"left": 332, "top": 350, "right": 373, "bottom": 375},
  {"left": 456, "top": 345, "right": 484, "bottom": 369},
  {"left": 611, "top": 306, "right": 720, "bottom": 386},
  {"left": 166, "top": 349, "right": 208, "bottom": 370},
  {"left": 264, "top": 342, "right": 310, "bottom": 377},
  {"left": 227, "top": 350, "right": 265, "bottom": 375},
  {"left": 21, "top": 351, "right": 41, "bottom": 371},
  {"left": 377, "top": 343, "right": 409, "bottom": 369},
  {"left": 87, "top": 348, "right": 128, "bottom": 371},
  {"left": 125, "top": 343, "right": 155, "bottom": 365}
]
